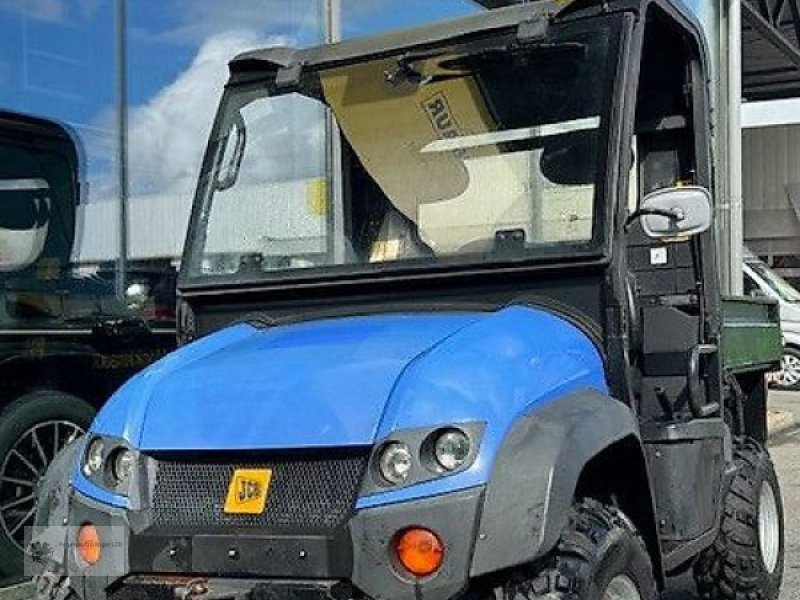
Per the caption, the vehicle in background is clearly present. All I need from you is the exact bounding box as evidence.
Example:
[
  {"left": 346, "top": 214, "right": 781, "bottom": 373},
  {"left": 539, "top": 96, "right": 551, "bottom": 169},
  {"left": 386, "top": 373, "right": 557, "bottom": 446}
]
[
  {"left": 91, "top": 262, "right": 179, "bottom": 324},
  {"left": 744, "top": 251, "right": 800, "bottom": 390},
  {"left": 0, "top": 111, "right": 175, "bottom": 577}
]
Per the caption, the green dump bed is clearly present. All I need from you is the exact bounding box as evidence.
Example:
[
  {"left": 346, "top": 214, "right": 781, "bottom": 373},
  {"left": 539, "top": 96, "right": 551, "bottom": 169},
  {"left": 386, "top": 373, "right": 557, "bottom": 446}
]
[{"left": 721, "top": 296, "right": 782, "bottom": 374}]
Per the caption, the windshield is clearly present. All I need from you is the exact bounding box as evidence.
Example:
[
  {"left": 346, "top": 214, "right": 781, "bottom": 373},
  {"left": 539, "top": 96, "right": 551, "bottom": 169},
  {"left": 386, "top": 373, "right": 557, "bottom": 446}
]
[
  {"left": 749, "top": 260, "right": 800, "bottom": 303},
  {"left": 185, "top": 22, "right": 617, "bottom": 285}
]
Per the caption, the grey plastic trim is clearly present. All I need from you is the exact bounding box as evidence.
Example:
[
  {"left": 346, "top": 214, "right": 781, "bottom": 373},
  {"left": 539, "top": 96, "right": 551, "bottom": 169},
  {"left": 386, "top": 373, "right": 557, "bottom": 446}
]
[
  {"left": 231, "top": 3, "right": 559, "bottom": 74},
  {"left": 350, "top": 486, "right": 484, "bottom": 600},
  {"left": 470, "top": 388, "right": 643, "bottom": 576}
]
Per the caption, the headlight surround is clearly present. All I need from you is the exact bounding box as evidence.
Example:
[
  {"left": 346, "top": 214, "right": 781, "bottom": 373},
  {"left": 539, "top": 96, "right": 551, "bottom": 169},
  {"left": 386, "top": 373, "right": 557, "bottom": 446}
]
[
  {"left": 365, "top": 423, "right": 484, "bottom": 494},
  {"left": 378, "top": 442, "right": 413, "bottom": 485},
  {"left": 80, "top": 435, "right": 138, "bottom": 496},
  {"left": 433, "top": 429, "right": 471, "bottom": 471}
]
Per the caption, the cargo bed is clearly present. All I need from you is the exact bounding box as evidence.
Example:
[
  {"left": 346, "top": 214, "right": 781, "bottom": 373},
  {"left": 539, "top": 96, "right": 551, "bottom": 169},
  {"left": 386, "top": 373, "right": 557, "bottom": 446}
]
[{"left": 721, "top": 296, "right": 782, "bottom": 374}]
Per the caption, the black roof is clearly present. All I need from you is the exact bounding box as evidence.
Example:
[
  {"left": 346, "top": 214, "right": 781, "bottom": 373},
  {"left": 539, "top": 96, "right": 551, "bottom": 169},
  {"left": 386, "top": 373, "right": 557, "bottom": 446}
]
[{"left": 230, "top": 2, "right": 560, "bottom": 76}]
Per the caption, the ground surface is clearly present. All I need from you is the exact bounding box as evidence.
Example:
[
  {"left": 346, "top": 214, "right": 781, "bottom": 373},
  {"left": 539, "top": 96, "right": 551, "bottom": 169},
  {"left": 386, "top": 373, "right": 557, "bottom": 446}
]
[{"left": 2, "top": 392, "right": 799, "bottom": 599}]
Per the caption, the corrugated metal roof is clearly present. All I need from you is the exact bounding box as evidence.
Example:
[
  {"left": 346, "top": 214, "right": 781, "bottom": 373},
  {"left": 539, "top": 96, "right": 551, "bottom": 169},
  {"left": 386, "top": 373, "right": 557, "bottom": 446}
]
[
  {"left": 471, "top": 0, "right": 800, "bottom": 101},
  {"left": 742, "top": 125, "right": 800, "bottom": 252}
]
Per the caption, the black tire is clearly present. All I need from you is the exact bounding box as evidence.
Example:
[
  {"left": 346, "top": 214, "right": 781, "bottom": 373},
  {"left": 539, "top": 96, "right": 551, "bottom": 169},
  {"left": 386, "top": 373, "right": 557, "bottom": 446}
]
[
  {"left": 468, "top": 500, "right": 658, "bottom": 600},
  {"left": 771, "top": 346, "right": 800, "bottom": 391},
  {"left": 0, "top": 391, "right": 95, "bottom": 577},
  {"left": 694, "top": 438, "right": 784, "bottom": 600}
]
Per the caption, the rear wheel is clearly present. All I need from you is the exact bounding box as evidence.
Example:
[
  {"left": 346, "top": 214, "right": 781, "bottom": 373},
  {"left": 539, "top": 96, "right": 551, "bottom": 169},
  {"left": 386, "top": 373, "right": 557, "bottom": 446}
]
[
  {"left": 693, "top": 438, "right": 784, "bottom": 600},
  {"left": 772, "top": 346, "right": 800, "bottom": 391},
  {"left": 0, "top": 391, "right": 94, "bottom": 577},
  {"left": 467, "top": 500, "right": 658, "bottom": 600}
]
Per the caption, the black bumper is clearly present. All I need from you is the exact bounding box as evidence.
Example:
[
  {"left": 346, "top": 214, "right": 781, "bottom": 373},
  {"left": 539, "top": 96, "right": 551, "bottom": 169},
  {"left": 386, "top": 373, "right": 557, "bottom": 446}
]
[{"left": 63, "top": 486, "right": 485, "bottom": 600}]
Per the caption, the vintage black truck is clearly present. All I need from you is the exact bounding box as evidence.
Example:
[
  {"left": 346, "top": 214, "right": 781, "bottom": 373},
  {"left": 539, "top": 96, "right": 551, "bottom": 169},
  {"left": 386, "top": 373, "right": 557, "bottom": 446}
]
[
  {"left": 31, "top": 0, "right": 784, "bottom": 599},
  {"left": 0, "top": 111, "right": 175, "bottom": 577}
]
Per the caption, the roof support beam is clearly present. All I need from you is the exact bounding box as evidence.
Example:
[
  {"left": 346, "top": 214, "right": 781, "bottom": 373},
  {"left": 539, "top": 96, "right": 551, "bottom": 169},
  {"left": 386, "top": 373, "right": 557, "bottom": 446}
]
[{"left": 742, "top": 0, "right": 800, "bottom": 68}]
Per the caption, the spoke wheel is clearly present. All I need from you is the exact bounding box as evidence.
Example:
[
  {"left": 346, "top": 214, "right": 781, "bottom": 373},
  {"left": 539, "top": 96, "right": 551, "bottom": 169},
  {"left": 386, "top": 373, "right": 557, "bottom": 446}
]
[
  {"left": 0, "top": 420, "right": 83, "bottom": 551},
  {"left": 774, "top": 350, "right": 800, "bottom": 390},
  {"left": 0, "top": 391, "right": 95, "bottom": 577}
]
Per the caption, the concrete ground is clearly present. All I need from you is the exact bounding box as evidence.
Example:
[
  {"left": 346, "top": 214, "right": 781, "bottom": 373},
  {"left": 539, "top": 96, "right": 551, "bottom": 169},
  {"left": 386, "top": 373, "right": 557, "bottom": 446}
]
[{"left": 3, "top": 391, "right": 799, "bottom": 600}]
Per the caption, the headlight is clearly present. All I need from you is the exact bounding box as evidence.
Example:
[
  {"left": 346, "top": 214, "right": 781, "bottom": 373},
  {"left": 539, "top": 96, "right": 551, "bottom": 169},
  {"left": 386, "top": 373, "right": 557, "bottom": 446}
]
[
  {"left": 378, "top": 442, "right": 413, "bottom": 485},
  {"left": 80, "top": 436, "right": 138, "bottom": 496},
  {"left": 125, "top": 282, "right": 150, "bottom": 310},
  {"left": 434, "top": 429, "right": 471, "bottom": 471},
  {"left": 83, "top": 438, "right": 104, "bottom": 476},
  {"left": 363, "top": 423, "right": 484, "bottom": 495},
  {"left": 111, "top": 448, "right": 136, "bottom": 485}
]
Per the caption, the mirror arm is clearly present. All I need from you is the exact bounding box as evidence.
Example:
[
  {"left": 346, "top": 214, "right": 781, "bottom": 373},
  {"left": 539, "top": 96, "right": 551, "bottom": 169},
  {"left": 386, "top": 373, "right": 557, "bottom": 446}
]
[{"left": 624, "top": 207, "right": 683, "bottom": 232}]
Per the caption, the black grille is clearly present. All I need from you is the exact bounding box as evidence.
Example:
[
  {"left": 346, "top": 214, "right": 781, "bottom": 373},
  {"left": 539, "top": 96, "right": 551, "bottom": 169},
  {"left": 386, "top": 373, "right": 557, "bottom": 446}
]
[{"left": 149, "top": 450, "right": 369, "bottom": 531}]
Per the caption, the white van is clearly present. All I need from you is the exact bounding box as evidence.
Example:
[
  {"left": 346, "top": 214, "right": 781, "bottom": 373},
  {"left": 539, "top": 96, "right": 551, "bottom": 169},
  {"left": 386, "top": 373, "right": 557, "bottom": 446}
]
[{"left": 743, "top": 253, "right": 800, "bottom": 390}]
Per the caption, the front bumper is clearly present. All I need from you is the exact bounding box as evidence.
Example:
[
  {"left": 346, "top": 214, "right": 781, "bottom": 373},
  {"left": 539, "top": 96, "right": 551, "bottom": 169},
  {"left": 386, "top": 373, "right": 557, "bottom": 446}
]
[{"left": 59, "top": 486, "right": 485, "bottom": 600}]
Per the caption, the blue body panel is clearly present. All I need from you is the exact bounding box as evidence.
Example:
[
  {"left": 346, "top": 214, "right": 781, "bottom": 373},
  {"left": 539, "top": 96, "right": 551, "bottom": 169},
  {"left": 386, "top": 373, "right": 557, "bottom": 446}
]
[
  {"left": 76, "top": 306, "right": 608, "bottom": 509},
  {"left": 92, "top": 315, "right": 479, "bottom": 450}
]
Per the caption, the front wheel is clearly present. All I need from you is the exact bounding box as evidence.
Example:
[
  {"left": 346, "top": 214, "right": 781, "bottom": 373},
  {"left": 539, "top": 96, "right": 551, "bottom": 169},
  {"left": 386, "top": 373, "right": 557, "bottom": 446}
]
[
  {"left": 468, "top": 500, "right": 658, "bottom": 600},
  {"left": 693, "top": 438, "right": 784, "bottom": 600}
]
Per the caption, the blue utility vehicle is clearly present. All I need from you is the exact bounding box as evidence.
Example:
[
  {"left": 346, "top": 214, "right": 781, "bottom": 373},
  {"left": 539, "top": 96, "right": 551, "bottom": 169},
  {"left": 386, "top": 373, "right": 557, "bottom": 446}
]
[{"left": 32, "top": 1, "right": 784, "bottom": 599}]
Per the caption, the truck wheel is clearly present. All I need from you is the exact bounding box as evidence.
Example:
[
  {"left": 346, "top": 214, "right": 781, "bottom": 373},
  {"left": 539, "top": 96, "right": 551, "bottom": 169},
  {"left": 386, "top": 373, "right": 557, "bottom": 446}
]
[
  {"left": 772, "top": 346, "right": 800, "bottom": 391},
  {"left": 0, "top": 391, "right": 95, "bottom": 577},
  {"left": 473, "top": 500, "right": 657, "bottom": 600},
  {"left": 693, "top": 438, "right": 784, "bottom": 600}
]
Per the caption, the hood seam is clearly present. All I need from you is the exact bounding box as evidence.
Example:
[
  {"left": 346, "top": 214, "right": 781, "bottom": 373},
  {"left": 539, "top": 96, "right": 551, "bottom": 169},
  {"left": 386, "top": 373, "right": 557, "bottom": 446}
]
[{"left": 373, "top": 315, "right": 484, "bottom": 438}]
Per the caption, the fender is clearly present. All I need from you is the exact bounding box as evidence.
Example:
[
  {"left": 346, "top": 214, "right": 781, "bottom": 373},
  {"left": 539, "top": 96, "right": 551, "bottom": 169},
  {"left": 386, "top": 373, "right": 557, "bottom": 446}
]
[
  {"left": 470, "top": 389, "right": 653, "bottom": 576},
  {"left": 30, "top": 437, "right": 84, "bottom": 571}
]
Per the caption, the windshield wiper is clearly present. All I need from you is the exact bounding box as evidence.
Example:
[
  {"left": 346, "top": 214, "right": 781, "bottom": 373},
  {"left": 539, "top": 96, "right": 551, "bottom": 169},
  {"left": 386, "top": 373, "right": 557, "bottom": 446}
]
[{"left": 387, "top": 40, "right": 587, "bottom": 88}]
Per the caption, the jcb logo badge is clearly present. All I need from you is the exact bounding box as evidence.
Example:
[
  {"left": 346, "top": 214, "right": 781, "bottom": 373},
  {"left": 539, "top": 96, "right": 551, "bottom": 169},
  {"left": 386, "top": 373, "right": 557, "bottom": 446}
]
[
  {"left": 237, "top": 479, "right": 262, "bottom": 502},
  {"left": 224, "top": 469, "right": 272, "bottom": 514}
]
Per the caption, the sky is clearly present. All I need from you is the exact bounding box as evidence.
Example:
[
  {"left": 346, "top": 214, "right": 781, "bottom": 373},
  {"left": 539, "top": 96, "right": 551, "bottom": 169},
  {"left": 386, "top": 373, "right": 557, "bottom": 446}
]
[{"left": 0, "top": 0, "right": 479, "bottom": 202}]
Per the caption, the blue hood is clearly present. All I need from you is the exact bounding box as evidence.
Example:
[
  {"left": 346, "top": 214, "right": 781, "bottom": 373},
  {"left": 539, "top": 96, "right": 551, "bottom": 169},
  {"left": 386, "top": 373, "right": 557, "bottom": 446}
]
[
  {"left": 94, "top": 313, "right": 481, "bottom": 450},
  {"left": 87, "top": 306, "right": 609, "bottom": 509},
  {"left": 94, "top": 306, "right": 607, "bottom": 459}
]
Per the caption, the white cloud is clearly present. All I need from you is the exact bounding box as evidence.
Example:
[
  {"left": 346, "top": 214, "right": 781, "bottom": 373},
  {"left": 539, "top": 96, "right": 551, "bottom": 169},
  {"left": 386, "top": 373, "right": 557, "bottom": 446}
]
[
  {"left": 0, "top": 0, "right": 67, "bottom": 22},
  {"left": 123, "top": 30, "right": 275, "bottom": 197},
  {"left": 86, "top": 31, "right": 266, "bottom": 201},
  {"left": 136, "top": 0, "right": 323, "bottom": 46}
]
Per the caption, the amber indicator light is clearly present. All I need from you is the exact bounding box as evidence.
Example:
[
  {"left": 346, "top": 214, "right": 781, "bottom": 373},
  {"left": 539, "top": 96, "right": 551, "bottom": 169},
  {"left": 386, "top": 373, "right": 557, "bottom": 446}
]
[
  {"left": 394, "top": 527, "right": 444, "bottom": 577},
  {"left": 76, "top": 524, "right": 102, "bottom": 566}
]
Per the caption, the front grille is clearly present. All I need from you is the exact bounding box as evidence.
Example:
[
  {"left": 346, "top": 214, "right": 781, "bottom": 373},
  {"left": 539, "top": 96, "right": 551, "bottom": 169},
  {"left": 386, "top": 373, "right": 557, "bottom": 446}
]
[{"left": 149, "top": 449, "right": 370, "bottom": 531}]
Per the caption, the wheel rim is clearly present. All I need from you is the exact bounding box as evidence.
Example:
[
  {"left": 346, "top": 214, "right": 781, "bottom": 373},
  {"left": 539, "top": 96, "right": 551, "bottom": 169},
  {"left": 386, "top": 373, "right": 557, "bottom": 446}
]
[
  {"left": 0, "top": 421, "right": 83, "bottom": 552},
  {"left": 603, "top": 575, "right": 642, "bottom": 600},
  {"left": 775, "top": 352, "right": 800, "bottom": 388},
  {"left": 759, "top": 479, "right": 781, "bottom": 574}
]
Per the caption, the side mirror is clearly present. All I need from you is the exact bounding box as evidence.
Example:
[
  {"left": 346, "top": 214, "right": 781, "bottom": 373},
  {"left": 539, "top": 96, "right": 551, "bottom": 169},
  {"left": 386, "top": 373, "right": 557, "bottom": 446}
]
[
  {"left": 633, "top": 186, "right": 713, "bottom": 240},
  {"left": 0, "top": 178, "right": 51, "bottom": 272}
]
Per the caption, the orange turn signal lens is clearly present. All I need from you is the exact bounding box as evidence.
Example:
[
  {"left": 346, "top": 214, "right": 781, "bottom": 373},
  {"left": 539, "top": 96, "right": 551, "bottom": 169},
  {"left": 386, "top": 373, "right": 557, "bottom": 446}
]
[
  {"left": 76, "top": 524, "right": 101, "bottom": 566},
  {"left": 394, "top": 527, "right": 444, "bottom": 577}
]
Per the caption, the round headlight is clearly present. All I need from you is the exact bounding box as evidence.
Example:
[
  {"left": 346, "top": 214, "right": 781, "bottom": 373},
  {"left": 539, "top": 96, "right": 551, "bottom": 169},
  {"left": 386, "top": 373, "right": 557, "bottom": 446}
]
[
  {"left": 378, "top": 442, "right": 413, "bottom": 485},
  {"left": 111, "top": 449, "right": 136, "bottom": 484},
  {"left": 434, "top": 429, "right": 470, "bottom": 471},
  {"left": 83, "top": 439, "right": 104, "bottom": 476}
]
